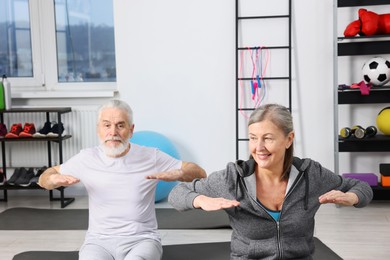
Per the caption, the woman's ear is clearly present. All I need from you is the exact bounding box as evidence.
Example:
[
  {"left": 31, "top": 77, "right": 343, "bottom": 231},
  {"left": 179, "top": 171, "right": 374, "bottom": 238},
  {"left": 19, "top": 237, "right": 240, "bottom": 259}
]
[{"left": 286, "top": 131, "right": 294, "bottom": 149}]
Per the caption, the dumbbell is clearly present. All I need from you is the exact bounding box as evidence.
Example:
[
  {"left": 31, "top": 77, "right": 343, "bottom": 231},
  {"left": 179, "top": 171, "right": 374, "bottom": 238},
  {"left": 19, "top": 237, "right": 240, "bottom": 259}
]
[{"left": 339, "top": 125, "right": 377, "bottom": 139}]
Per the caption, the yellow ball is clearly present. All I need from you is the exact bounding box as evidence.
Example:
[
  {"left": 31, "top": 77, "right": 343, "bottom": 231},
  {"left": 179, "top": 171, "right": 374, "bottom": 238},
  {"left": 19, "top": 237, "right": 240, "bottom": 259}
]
[{"left": 376, "top": 107, "right": 390, "bottom": 135}]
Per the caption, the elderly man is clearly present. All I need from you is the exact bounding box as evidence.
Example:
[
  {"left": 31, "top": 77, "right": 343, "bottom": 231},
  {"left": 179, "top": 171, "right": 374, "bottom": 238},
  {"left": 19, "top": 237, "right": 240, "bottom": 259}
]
[{"left": 38, "top": 99, "right": 206, "bottom": 260}]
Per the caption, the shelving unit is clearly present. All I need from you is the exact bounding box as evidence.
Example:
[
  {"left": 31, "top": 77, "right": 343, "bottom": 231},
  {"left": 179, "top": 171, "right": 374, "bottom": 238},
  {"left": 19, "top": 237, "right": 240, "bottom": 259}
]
[
  {"left": 334, "top": 0, "right": 390, "bottom": 200},
  {"left": 0, "top": 107, "right": 74, "bottom": 208},
  {"left": 235, "top": 0, "right": 292, "bottom": 159}
]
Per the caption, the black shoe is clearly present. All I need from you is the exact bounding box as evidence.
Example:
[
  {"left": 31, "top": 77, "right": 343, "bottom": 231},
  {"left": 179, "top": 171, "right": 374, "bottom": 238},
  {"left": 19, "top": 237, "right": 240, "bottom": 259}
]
[
  {"left": 7, "top": 168, "right": 25, "bottom": 185},
  {"left": 0, "top": 123, "right": 7, "bottom": 137},
  {"left": 47, "top": 122, "right": 65, "bottom": 137},
  {"left": 15, "top": 168, "right": 35, "bottom": 186},
  {"left": 0, "top": 170, "right": 5, "bottom": 185},
  {"left": 32, "top": 121, "right": 52, "bottom": 138},
  {"left": 29, "top": 166, "right": 48, "bottom": 187}
]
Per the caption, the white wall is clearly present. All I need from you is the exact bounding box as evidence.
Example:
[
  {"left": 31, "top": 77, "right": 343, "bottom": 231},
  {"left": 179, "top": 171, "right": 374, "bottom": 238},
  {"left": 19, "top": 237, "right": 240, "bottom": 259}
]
[
  {"left": 114, "top": 0, "right": 236, "bottom": 173},
  {"left": 290, "top": 0, "right": 334, "bottom": 167}
]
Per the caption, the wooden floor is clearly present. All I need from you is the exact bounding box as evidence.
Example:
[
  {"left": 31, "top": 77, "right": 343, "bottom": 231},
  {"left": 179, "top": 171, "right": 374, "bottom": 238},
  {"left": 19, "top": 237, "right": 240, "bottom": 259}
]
[{"left": 0, "top": 195, "right": 389, "bottom": 260}]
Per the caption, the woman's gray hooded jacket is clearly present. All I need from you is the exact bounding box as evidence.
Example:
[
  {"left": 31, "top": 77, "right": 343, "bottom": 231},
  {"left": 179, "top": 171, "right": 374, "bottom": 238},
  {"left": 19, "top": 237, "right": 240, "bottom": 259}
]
[{"left": 168, "top": 157, "right": 373, "bottom": 259}]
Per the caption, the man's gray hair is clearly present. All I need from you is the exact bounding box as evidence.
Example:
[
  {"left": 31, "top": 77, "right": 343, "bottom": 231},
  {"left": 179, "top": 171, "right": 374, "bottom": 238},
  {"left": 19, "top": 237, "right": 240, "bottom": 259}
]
[{"left": 97, "top": 99, "right": 134, "bottom": 125}]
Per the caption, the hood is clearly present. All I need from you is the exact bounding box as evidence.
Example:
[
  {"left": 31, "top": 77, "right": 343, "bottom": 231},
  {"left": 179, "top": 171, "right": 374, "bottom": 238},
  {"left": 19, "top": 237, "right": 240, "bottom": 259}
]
[
  {"left": 235, "top": 157, "right": 312, "bottom": 210},
  {"left": 235, "top": 158, "right": 256, "bottom": 178}
]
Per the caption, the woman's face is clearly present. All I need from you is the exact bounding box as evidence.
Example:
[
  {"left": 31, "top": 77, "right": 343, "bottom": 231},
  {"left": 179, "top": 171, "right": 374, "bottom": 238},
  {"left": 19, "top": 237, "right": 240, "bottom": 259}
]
[{"left": 248, "top": 120, "right": 294, "bottom": 173}]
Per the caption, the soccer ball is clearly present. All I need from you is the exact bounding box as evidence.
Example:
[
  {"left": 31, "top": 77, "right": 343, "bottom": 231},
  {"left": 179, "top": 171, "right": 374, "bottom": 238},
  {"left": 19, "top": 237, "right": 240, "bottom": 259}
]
[{"left": 362, "top": 56, "right": 390, "bottom": 86}]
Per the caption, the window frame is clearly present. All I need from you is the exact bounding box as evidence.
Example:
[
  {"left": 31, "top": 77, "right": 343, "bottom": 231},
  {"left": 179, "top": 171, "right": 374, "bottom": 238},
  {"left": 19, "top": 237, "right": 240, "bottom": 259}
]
[{"left": 10, "top": 0, "right": 117, "bottom": 93}]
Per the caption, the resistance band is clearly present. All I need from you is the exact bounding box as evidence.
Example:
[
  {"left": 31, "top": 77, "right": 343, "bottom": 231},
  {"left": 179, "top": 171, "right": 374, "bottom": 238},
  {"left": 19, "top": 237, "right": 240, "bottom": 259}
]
[{"left": 239, "top": 46, "right": 270, "bottom": 119}]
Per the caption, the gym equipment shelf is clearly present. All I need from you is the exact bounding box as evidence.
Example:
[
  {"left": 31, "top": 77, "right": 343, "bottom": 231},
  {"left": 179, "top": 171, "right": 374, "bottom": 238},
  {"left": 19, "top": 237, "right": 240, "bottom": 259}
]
[
  {"left": 338, "top": 0, "right": 390, "bottom": 7},
  {"left": 0, "top": 107, "right": 74, "bottom": 208},
  {"left": 372, "top": 185, "right": 390, "bottom": 200},
  {"left": 338, "top": 39, "right": 390, "bottom": 56},
  {"left": 334, "top": 0, "right": 390, "bottom": 200},
  {"left": 339, "top": 135, "right": 390, "bottom": 152},
  {"left": 338, "top": 87, "right": 390, "bottom": 104}
]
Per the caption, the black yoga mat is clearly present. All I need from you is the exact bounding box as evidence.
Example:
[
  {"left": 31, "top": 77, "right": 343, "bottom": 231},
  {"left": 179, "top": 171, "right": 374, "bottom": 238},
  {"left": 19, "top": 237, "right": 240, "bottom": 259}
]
[
  {"left": 12, "top": 238, "right": 342, "bottom": 260},
  {"left": 0, "top": 207, "right": 230, "bottom": 230}
]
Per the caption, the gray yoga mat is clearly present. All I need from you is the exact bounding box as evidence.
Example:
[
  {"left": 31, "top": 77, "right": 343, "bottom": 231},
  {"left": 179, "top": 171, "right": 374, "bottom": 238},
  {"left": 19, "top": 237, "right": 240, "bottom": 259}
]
[
  {"left": 12, "top": 238, "right": 342, "bottom": 260},
  {"left": 0, "top": 207, "right": 230, "bottom": 230}
]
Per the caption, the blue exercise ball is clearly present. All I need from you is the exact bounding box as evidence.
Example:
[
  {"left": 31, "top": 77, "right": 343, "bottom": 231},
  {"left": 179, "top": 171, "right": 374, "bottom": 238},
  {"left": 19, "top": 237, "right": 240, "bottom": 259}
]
[{"left": 130, "top": 131, "right": 180, "bottom": 202}]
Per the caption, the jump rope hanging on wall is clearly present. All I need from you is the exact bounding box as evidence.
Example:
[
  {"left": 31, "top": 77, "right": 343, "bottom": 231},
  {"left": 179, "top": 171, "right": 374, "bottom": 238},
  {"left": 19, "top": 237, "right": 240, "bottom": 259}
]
[{"left": 239, "top": 46, "right": 270, "bottom": 119}]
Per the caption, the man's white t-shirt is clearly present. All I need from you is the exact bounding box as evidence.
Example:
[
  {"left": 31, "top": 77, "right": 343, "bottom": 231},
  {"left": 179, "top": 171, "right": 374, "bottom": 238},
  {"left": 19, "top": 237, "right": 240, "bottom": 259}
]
[{"left": 60, "top": 143, "right": 182, "bottom": 241}]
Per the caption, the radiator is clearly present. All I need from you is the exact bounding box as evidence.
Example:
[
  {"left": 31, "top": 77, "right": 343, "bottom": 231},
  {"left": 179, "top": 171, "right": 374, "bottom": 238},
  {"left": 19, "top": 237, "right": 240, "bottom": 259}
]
[{"left": 1, "top": 106, "right": 99, "bottom": 168}]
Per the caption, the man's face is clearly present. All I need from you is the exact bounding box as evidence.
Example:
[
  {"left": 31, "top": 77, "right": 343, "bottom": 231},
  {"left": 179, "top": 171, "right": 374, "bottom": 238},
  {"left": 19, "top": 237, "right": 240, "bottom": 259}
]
[{"left": 97, "top": 107, "right": 134, "bottom": 157}]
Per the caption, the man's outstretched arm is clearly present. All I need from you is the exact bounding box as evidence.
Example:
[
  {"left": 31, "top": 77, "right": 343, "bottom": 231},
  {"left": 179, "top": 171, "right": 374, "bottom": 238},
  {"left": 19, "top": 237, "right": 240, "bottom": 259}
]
[
  {"left": 38, "top": 166, "right": 80, "bottom": 190},
  {"left": 146, "top": 161, "right": 206, "bottom": 182}
]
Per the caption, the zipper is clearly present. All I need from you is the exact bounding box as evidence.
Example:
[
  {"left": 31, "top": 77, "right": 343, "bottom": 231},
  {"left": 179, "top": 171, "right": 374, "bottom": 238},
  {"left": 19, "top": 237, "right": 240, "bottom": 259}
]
[
  {"left": 238, "top": 169, "right": 306, "bottom": 259},
  {"left": 275, "top": 172, "right": 305, "bottom": 259},
  {"left": 277, "top": 221, "right": 282, "bottom": 259},
  {"left": 245, "top": 187, "right": 283, "bottom": 259}
]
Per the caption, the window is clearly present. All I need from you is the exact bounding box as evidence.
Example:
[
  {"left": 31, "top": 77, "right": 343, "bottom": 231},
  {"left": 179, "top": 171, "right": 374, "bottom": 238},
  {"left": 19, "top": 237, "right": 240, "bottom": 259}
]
[
  {"left": 0, "top": 0, "right": 33, "bottom": 77},
  {"left": 0, "top": 0, "right": 116, "bottom": 91}
]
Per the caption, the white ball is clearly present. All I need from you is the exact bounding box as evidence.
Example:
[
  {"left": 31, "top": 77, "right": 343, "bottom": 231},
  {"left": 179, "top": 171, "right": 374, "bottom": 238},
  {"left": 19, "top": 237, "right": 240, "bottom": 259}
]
[{"left": 362, "top": 56, "right": 390, "bottom": 86}]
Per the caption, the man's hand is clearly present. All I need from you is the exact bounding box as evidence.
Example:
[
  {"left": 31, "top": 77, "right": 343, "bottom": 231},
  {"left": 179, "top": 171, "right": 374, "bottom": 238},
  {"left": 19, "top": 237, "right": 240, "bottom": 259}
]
[
  {"left": 146, "top": 162, "right": 206, "bottom": 182},
  {"left": 193, "top": 195, "right": 240, "bottom": 211},
  {"left": 319, "top": 190, "right": 359, "bottom": 206},
  {"left": 146, "top": 169, "right": 183, "bottom": 182},
  {"left": 38, "top": 166, "right": 80, "bottom": 190},
  {"left": 48, "top": 174, "right": 80, "bottom": 187}
]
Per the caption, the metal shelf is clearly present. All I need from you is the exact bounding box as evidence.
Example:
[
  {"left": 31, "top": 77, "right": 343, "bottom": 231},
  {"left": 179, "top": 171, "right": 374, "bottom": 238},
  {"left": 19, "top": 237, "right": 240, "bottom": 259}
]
[
  {"left": 0, "top": 135, "right": 72, "bottom": 143},
  {"left": 338, "top": 0, "right": 390, "bottom": 7},
  {"left": 338, "top": 87, "right": 390, "bottom": 104},
  {"left": 372, "top": 185, "right": 390, "bottom": 200},
  {"left": 0, "top": 107, "right": 72, "bottom": 114},
  {"left": 0, "top": 107, "right": 74, "bottom": 208},
  {"left": 338, "top": 40, "right": 390, "bottom": 56},
  {"left": 338, "top": 135, "right": 390, "bottom": 152}
]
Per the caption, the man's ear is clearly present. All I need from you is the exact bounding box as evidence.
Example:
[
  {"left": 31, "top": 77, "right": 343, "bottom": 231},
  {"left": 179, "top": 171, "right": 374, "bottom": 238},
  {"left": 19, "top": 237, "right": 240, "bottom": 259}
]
[{"left": 129, "top": 124, "right": 135, "bottom": 138}]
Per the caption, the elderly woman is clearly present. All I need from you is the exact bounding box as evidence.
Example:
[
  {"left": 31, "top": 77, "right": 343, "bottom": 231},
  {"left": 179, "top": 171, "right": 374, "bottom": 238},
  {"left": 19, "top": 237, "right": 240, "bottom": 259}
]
[{"left": 168, "top": 103, "right": 373, "bottom": 260}]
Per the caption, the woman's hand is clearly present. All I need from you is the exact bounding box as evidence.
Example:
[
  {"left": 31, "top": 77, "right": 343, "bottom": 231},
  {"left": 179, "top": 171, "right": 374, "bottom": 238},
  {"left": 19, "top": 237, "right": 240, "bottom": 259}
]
[
  {"left": 193, "top": 195, "right": 240, "bottom": 211},
  {"left": 319, "top": 190, "right": 359, "bottom": 206}
]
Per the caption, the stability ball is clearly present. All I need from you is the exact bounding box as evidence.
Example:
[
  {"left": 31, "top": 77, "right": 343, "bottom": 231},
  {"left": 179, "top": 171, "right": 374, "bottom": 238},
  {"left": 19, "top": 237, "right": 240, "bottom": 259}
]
[
  {"left": 130, "top": 131, "right": 181, "bottom": 202},
  {"left": 376, "top": 107, "right": 390, "bottom": 135}
]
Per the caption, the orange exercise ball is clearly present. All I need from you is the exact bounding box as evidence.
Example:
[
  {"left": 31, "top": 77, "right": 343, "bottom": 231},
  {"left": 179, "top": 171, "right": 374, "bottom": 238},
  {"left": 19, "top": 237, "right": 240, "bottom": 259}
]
[{"left": 376, "top": 107, "right": 390, "bottom": 135}]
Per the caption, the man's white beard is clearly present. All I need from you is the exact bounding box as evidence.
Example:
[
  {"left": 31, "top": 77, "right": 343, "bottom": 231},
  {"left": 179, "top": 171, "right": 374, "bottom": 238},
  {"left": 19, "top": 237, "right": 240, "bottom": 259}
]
[{"left": 99, "top": 138, "right": 129, "bottom": 157}]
